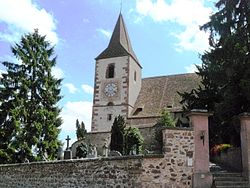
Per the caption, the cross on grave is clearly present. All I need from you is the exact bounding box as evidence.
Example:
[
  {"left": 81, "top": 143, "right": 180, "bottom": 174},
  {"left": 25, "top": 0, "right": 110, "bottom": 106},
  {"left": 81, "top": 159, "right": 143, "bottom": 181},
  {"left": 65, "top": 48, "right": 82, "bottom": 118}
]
[{"left": 65, "top": 135, "right": 71, "bottom": 150}]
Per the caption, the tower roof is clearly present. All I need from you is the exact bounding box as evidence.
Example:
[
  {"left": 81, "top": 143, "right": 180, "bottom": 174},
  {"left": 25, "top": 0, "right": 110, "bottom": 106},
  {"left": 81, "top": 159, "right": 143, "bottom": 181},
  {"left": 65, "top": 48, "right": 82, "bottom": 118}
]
[{"left": 96, "top": 14, "right": 140, "bottom": 66}]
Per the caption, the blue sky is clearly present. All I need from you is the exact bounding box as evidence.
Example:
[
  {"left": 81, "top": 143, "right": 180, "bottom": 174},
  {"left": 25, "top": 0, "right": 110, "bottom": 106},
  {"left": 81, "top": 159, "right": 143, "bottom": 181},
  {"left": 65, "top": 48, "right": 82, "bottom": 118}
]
[{"left": 0, "top": 0, "right": 215, "bottom": 146}]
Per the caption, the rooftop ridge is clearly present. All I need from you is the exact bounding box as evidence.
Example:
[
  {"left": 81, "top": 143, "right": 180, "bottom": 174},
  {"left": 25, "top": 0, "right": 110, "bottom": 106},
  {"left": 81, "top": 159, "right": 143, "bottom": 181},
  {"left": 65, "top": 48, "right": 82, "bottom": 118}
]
[{"left": 142, "top": 73, "right": 198, "bottom": 80}]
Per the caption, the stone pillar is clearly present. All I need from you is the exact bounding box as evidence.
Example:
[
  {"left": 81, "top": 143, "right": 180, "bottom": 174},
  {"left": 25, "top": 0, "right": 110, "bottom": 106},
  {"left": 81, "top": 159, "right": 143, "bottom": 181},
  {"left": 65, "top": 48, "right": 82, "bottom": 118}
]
[
  {"left": 240, "top": 113, "right": 250, "bottom": 180},
  {"left": 187, "top": 110, "right": 212, "bottom": 188}
]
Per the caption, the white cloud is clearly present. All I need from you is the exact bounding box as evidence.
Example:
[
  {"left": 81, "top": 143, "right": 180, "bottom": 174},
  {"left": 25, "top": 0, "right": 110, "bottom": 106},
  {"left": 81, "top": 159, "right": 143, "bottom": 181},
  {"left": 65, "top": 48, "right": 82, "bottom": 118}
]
[
  {"left": 135, "top": 0, "right": 212, "bottom": 52},
  {"left": 97, "top": 28, "right": 112, "bottom": 39},
  {"left": 82, "top": 84, "right": 94, "bottom": 94},
  {"left": 185, "top": 64, "right": 200, "bottom": 73},
  {"left": 174, "top": 25, "right": 209, "bottom": 53},
  {"left": 64, "top": 83, "right": 79, "bottom": 94},
  {"left": 0, "top": 0, "right": 58, "bottom": 44},
  {"left": 60, "top": 101, "right": 93, "bottom": 132},
  {"left": 52, "top": 66, "right": 64, "bottom": 79}
]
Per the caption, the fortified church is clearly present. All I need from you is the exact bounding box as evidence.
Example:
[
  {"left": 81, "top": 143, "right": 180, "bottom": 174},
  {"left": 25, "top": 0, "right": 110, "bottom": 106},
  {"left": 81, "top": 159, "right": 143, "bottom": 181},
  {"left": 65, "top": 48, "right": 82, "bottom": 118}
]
[
  {"left": 72, "top": 13, "right": 200, "bottom": 155},
  {"left": 91, "top": 13, "right": 199, "bottom": 132}
]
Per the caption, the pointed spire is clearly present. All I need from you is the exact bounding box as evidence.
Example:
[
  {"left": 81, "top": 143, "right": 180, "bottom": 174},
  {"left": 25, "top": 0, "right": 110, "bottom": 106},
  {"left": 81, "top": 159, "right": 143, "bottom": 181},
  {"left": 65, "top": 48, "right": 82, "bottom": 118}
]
[{"left": 96, "top": 14, "right": 140, "bottom": 66}]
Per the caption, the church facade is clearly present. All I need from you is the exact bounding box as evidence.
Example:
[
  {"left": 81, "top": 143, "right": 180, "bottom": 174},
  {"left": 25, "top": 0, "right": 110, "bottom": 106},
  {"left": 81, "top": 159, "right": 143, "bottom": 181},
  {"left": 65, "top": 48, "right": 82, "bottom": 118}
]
[{"left": 91, "top": 13, "right": 200, "bottom": 133}]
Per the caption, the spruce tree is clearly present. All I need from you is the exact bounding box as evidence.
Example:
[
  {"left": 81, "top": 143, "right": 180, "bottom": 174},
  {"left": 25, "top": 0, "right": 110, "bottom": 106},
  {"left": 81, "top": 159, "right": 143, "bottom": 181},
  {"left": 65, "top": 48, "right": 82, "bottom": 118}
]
[{"left": 0, "top": 30, "right": 62, "bottom": 163}]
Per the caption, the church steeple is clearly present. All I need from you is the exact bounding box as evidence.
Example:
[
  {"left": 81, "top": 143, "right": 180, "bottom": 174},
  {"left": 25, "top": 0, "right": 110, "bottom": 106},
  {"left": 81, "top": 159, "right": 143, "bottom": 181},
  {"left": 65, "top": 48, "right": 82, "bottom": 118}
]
[
  {"left": 92, "top": 13, "right": 142, "bottom": 132},
  {"left": 96, "top": 14, "right": 140, "bottom": 66}
]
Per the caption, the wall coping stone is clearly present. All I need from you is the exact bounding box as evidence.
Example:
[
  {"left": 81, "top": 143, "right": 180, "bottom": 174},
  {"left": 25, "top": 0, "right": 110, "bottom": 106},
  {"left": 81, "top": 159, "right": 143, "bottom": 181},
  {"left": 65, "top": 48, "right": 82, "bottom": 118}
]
[
  {"left": 163, "top": 127, "right": 193, "bottom": 131},
  {"left": 239, "top": 112, "right": 250, "bottom": 118},
  {"left": 186, "top": 109, "right": 213, "bottom": 117},
  {"left": 0, "top": 154, "right": 164, "bottom": 168}
]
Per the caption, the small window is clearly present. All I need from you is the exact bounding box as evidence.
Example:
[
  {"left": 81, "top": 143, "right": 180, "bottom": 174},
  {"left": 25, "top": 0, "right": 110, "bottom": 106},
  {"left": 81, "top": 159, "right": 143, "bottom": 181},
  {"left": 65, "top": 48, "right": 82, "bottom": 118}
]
[
  {"left": 107, "top": 114, "right": 112, "bottom": 121},
  {"left": 106, "top": 64, "right": 115, "bottom": 78},
  {"left": 134, "top": 71, "right": 137, "bottom": 81},
  {"left": 133, "top": 107, "right": 143, "bottom": 116}
]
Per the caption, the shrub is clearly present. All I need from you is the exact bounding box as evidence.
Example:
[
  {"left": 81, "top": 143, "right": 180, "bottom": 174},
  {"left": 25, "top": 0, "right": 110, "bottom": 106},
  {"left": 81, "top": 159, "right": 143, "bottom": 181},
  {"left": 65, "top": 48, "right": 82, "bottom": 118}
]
[{"left": 124, "top": 127, "right": 144, "bottom": 155}]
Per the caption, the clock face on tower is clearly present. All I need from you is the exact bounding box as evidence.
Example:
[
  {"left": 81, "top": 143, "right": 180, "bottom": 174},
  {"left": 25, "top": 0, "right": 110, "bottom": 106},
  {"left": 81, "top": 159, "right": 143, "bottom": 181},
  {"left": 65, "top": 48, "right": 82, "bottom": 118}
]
[{"left": 104, "top": 83, "right": 118, "bottom": 97}]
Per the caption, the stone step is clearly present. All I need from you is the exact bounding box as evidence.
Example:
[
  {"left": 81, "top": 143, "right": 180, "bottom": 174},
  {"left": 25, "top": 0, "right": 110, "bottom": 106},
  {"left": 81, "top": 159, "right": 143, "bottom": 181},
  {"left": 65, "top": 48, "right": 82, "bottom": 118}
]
[
  {"left": 215, "top": 181, "right": 249, "bottom": 186},
  {"left": 212, "top": 172, "right": 249, "bottom": 188},
  {"left": 214, "top": 176, "right": 246, "bottom": 181},
  {"left": 216, "top": 186, "right": 249, "bottom": 188},
  {"left": 213, "top": 172, "right": 243, "bottom": 177}
]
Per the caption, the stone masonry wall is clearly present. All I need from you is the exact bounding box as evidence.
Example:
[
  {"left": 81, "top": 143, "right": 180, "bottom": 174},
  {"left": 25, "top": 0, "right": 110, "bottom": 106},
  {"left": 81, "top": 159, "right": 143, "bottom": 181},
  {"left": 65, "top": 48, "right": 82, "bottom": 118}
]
[
  {"left": 139, "top": 128, "right": 194, "bottom": 188},
  {"left": 0, "top": 128, "right": 194, "bottom": 188}
]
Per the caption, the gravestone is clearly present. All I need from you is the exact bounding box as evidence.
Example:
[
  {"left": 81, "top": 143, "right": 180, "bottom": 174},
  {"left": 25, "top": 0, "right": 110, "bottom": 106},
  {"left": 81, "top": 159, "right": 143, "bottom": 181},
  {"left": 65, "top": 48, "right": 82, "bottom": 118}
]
[
  {"left": 87, "top": 144, "right": 98, "bottom": 158},
  {"left": 102, "top": 142, "right": 109, "bottom": 157},
  {"left": 57, "top": 146, "right": 64, "bottom": 160},
  {"left": 108, "top": 150, "right": 122, "bottom": 157},
  {"left": 64, "top": 135, "right": 72, "bottom": 160}
]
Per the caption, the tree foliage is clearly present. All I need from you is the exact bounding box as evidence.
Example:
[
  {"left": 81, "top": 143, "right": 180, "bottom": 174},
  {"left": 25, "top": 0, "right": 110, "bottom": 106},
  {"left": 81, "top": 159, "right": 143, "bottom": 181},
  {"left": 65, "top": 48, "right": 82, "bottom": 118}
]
[
  {"left": 124, "top": 127, "right": 144, "bottom": 155},
  {"left": 0, "top": 30, "right": 62, "bottom": 163},
  {"left": 76, "top": 119, "right": 87, "bottom": 140},
  {"left": 110, "top": 115, "right": 144, "bottom": 155},
  {"left": 180, "top": 0, "right": 250, "bottom": 146},
  {"left": 154, "top": 109, "right": 176, "bottom": 151},
  {"left": 76, "top": 143, "right": 88, "bottom": 158},
  {"left": 110, "top": 115, "right": 126, "bottom": 154}
]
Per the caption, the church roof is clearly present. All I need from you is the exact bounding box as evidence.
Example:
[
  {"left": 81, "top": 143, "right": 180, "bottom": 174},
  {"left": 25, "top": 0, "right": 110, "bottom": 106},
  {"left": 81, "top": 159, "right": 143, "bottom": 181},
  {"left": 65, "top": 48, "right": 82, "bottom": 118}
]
[
  {"left": 130, "top": 73, "right": 201, "bottom": 117},
  {"left": 96, "top": 14, "right": 140, "bottom": 65}
]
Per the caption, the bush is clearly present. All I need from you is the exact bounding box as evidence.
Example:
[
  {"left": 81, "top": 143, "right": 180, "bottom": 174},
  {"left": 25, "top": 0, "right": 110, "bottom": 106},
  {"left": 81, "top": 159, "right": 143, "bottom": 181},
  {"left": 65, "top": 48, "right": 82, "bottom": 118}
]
[
  {"left": 154, "top": 109, "right": 176, "bottom": 152},
  {"left": 124, "top": 127, "right": 144, "bottom": 155},
  {"left": 76, "top": 143, "right": 88, "bottom": 158},
  {"left": 110, "top": 115, "right": 144, "bottom": 155}
]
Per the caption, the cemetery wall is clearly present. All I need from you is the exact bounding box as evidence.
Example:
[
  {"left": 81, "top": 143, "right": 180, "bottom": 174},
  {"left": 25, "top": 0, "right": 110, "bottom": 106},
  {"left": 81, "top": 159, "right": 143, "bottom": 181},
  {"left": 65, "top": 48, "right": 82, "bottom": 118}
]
[{"left": 0, "top": 128, "right": 194, "bottom": 188}]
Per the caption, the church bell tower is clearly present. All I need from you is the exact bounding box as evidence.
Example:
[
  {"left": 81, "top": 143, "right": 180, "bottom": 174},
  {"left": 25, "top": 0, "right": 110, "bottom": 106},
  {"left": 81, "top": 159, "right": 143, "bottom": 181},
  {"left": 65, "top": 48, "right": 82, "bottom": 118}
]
[{"left": 91, "top": 13, "right": 142, "bottom": 132}]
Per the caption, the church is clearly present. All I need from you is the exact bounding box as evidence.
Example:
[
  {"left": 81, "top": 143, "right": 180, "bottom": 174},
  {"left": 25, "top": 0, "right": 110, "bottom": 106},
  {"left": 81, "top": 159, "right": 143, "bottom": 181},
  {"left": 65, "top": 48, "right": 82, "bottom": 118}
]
[{"left": 72, "top": 13, "right": 200, "bottom": 155}]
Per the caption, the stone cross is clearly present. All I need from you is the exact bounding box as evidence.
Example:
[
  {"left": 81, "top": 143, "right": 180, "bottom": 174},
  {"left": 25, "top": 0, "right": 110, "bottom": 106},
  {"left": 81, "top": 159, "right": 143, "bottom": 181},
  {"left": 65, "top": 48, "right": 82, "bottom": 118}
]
[{"left": 65, "top": 135, "right": 71, "bottom": 150}]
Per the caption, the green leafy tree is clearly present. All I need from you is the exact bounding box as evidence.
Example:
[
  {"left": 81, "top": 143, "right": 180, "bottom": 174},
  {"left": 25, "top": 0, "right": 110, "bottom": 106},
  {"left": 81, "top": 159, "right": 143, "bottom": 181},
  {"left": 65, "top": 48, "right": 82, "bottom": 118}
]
[
  {"left": 124, "top": 127, "right": 144, "bottom": 155},
  {"left": 76, "top": 143, "right": 88, "bottom": 158},
  {"left": 76, "top": 119, "right": 87, "bottom": 140},
  {"left": 154, "top": 109, "right": 176, "bottom": 152},
  {"left": 180, "top": 0, "right": 250, "bottom": 146},
  {"left": 0, "top": 30, "right": 62, "bottom": 163},
  {"left": 110, "top": 115, "right": 126, "bottom": 154}
]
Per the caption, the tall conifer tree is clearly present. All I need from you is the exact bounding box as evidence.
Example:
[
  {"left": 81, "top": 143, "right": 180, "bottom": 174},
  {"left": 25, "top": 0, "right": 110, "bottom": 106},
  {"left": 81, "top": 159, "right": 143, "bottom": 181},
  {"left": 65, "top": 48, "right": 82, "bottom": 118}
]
[
  {"left": 0, "top": 30, "right": 62, "bottom": 163},
  {"left": 180, "top": 0, "right": 250, "bottom": 145}
]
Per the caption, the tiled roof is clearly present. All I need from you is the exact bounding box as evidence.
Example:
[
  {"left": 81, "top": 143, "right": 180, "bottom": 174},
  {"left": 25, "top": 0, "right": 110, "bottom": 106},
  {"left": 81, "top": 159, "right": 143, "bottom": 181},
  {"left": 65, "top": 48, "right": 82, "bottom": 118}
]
[
  {"left": 96, "top": 14, "right": 140, "bottom": 66},
  {"left": 131, "top": 73, "right": 201, "bottom": 117}
]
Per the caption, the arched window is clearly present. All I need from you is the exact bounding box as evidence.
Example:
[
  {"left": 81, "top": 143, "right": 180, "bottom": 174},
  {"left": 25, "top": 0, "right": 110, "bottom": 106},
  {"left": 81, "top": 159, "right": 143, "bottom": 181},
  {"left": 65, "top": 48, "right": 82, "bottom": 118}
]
[{"left": 106, "top": 64, "right": 115, "bottom": 78}]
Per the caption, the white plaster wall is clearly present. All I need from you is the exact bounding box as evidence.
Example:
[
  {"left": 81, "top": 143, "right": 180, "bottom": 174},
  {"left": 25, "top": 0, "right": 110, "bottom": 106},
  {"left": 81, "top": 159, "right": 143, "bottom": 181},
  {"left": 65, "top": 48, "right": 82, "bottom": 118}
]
[
  {"left": 128, "top": 57, "right": 141, "bottom": 115},
  {"left": 92, "top": 105, "right": 127, "bottom": 132},
  {"left": 94, "top": 56, "right": 128, "bottom": 106},
  {"left": 92, "top": 56, "right": 129, "bottom": 132}
]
